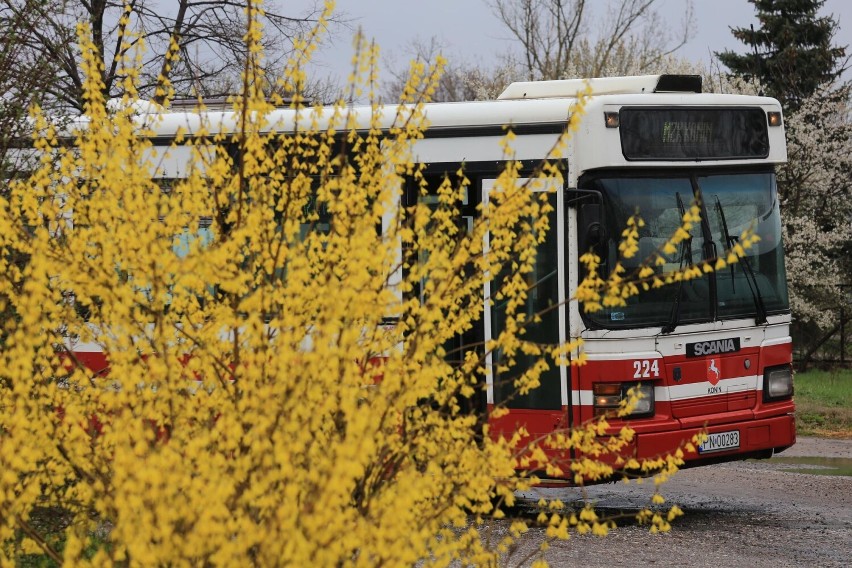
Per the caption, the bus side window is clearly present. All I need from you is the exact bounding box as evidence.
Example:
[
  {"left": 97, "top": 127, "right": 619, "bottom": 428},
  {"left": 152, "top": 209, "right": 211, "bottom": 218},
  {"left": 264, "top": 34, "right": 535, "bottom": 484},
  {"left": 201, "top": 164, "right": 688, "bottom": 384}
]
[{"left": 403, "top": 172, "right": 477, "bottom": 367}]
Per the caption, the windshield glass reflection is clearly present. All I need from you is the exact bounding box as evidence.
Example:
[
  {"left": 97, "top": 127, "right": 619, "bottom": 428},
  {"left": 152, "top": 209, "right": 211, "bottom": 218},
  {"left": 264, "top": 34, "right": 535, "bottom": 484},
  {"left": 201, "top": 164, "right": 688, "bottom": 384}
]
[{"left": 579, "top": 169, "right": 789, "bottom": 330}]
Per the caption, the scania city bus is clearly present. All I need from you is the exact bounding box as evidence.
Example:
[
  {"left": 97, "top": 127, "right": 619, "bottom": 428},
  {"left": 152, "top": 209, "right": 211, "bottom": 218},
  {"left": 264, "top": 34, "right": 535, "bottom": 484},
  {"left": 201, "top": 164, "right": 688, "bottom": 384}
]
[{"left": 68, "top": 74, "right": 796, "bottom": 475}]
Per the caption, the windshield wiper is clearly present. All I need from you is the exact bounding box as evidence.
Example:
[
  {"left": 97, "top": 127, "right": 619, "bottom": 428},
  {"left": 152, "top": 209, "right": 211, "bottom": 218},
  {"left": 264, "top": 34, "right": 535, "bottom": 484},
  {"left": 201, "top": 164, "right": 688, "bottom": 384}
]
[
  {"left": 714, "top": 196, "right": 767, "bottom": 324},
  {"left": 662, "top": 192, "right": 692, "bottom": 334}
]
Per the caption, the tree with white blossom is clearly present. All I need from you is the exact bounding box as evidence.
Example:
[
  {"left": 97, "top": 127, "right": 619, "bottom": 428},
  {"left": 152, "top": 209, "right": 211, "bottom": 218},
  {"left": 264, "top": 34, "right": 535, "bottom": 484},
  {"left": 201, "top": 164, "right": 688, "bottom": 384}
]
[{"left": 776, "top": 84, "right": 852, "bottom": 344}]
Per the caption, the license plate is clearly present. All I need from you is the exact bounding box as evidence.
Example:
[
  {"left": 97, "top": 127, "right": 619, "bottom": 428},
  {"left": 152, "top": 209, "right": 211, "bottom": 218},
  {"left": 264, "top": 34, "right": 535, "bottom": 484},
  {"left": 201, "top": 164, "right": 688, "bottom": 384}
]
[{"left": 698, "top": 430, "right": 740, "bottom": 453}]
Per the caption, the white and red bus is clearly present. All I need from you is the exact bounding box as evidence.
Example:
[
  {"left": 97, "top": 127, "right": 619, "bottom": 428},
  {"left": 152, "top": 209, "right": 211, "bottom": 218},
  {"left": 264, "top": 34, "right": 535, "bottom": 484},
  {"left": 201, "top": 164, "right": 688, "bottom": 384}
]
[{"left": 69, "top": 73, "right": 796, "bottom": 476}]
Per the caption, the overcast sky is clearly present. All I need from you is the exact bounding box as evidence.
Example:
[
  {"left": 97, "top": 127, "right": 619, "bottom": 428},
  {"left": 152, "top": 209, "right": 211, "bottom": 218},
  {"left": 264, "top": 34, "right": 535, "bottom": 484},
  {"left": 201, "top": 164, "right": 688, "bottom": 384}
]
[{"left": 291, "top": 0, "right": 851, "bottom": 83}]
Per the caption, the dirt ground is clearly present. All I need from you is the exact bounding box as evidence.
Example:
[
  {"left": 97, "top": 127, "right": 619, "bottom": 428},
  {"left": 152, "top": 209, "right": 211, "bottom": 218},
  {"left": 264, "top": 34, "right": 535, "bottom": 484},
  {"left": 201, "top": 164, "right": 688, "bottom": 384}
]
[{"left": 488, "top": 436, "right": 852, "bottom": 567}]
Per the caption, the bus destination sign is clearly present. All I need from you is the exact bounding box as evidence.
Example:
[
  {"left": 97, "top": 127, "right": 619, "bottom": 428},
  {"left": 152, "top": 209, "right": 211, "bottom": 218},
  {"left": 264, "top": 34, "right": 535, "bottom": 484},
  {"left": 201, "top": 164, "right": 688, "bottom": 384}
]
[
  {"left": 620, "top": 107, "right": 770, "bottom": 161},
  {"left": 661, "top": 120, "right": 713, "bottom": 145}
]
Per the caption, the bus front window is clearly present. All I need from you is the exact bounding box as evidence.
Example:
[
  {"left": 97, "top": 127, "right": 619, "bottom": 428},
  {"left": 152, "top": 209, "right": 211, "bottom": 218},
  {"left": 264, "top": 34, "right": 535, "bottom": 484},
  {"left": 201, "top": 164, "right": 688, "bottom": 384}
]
[
  {"left": 578, "top": 169, "right": 789, "bottom": 330},
  {"left": 700, "top": 173, "right": 789, "bottom": 319}
]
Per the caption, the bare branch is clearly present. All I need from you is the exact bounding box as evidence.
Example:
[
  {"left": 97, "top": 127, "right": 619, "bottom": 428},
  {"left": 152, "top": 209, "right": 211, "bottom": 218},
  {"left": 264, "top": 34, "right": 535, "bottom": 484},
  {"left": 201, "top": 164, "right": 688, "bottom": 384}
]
[
  {"left": 489, "top": 0, "right": 694, "bottom": 80},
  {"left": 0, "top": 0, "right": 351, "bottom": 113}
]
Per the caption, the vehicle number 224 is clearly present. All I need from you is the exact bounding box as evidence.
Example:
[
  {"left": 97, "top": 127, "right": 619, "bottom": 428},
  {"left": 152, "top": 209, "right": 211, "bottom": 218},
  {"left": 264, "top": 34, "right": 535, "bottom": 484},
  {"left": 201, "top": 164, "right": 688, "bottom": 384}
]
[{"left": 633, "top": 359, "right": 660, "bottom": 379}]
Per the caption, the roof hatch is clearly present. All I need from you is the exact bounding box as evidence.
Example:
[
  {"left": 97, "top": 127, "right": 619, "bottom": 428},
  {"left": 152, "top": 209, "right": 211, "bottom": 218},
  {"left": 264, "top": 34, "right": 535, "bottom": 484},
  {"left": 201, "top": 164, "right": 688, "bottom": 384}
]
[{"left": 497, "top": 74, "right": 702, "bottom": 100}]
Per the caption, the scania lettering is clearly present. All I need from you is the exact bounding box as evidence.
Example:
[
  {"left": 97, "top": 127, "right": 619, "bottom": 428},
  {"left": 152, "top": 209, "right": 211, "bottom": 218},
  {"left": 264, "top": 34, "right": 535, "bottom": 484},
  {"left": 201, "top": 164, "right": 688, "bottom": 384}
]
[{"left": 688, "top": 338, "right": 742, "bottom": 357}]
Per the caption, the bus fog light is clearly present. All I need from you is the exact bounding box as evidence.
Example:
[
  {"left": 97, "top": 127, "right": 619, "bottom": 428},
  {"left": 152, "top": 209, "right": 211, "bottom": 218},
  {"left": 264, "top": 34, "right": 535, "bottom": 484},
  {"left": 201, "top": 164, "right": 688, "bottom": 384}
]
[
  {"left": 593, "top": 383, "right": 622, "bottom": 416},
  {"left": 764, "top": 365, "right": 793, "bottom": 400},
  {"left": 625, "top": 383, "right": 655, "bottom": 417},
  {"left": 593, "top": 382, "right": 655, "bottom": 418}
]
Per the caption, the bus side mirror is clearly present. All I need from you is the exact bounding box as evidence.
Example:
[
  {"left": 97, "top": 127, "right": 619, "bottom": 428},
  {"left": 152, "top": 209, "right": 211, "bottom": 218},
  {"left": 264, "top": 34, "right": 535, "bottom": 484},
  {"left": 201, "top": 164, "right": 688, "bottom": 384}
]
[{"left": 580, "top": 203, "right": 607, "bottom": 258}]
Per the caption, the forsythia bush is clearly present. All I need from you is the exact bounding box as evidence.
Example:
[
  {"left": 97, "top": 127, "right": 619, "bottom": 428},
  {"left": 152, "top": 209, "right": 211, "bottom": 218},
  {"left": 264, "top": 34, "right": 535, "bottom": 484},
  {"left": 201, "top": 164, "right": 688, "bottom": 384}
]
[{"left": 0, "top": 2, "right": 729, "bottom": 566}]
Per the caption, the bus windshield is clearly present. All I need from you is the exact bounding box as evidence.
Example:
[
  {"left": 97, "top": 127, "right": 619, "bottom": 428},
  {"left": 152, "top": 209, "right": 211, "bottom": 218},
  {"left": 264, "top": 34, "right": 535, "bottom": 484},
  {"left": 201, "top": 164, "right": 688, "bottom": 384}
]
[{"left": 579, "top": 169, "right": 789, "bottom": 330}]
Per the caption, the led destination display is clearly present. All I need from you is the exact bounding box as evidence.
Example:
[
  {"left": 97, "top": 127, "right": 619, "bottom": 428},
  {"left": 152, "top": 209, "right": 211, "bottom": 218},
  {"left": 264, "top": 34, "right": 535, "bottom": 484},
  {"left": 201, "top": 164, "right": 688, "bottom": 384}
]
[{"left": 620, "top": 107, "right": 770, "bottom": 160}]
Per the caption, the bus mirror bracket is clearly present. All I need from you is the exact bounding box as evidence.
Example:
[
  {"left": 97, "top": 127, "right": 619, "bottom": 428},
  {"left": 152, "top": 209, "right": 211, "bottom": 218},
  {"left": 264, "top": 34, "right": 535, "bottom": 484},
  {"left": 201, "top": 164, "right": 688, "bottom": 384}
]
[
  {"left": 568, "top": 189, "right": 607, "bottom": 257},
  {"left": 581, "top": 203, "right": 607, "bottom": 257}
]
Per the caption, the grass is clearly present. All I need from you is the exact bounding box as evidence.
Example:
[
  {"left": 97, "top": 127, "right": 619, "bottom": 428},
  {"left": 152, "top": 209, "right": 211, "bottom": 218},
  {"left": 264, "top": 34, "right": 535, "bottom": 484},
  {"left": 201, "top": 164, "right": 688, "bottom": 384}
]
[{"left": 794, "top": 368, "right": 852, "bottom": 438}]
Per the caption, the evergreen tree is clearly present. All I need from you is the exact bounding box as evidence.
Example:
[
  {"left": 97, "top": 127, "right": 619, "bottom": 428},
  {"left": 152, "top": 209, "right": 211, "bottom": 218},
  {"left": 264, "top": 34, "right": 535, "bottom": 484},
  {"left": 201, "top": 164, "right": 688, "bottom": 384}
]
[{"left": 716, "top": 0, "right": 848, "bottom": 112}]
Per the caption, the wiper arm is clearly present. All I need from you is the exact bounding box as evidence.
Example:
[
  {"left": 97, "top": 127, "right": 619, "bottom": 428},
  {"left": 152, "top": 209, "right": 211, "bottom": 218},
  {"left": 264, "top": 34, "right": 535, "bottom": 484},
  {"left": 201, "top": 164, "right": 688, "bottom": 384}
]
[
  {"left": 714, "top": 196, "right": 767, "bottom": 324},
  {"left": 662, "top": 192, "right": 691, "bottom": 334}
]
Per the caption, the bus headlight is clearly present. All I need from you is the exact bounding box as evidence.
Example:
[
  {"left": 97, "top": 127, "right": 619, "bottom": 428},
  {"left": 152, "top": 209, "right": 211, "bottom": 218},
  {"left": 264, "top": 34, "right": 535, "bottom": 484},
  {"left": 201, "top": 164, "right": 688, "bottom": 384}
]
[
  {"left": 763, "top": 364, "right": 793, "bottom": 401},
  {"left": 594, "top": 382, "right": 655, "bottom": 418}
]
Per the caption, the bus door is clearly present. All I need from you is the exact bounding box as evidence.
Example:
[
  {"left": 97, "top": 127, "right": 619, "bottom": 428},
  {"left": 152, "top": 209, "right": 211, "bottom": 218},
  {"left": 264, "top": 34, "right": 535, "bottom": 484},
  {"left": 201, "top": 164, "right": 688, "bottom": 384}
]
[{"left": 482, "top": 178, "right": 571, "bottom": 442}]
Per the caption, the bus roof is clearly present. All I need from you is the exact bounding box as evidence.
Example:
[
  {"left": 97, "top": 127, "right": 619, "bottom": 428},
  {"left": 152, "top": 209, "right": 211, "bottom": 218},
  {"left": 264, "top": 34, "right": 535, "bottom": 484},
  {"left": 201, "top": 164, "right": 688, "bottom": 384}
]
[
  {"left": 55, "top": 76, "right": 782, "bottom": 163},
  {"left": 135, "top": 91, "right": 780, "bottom": 141}
]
